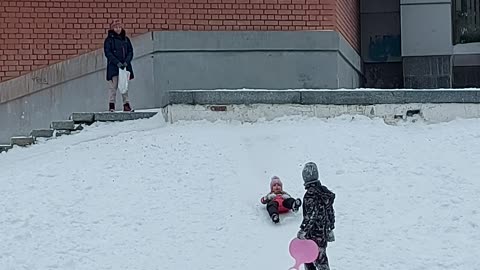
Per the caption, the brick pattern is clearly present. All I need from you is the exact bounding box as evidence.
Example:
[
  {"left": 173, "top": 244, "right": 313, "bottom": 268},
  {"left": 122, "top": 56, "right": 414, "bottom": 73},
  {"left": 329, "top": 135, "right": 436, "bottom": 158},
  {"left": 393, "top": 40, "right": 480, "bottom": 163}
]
[
  {"left": 335, "top": 0, "right": 360, "bottom": 53},
  {"left": 0, "top": 0, "right": 359, "bottom": 83}
]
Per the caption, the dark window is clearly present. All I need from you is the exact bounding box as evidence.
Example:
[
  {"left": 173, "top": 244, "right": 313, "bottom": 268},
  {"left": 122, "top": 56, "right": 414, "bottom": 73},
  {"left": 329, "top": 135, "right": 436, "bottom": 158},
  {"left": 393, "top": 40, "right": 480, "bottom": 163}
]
[{"left": 453, "top": 0, "right": 480, "bottom": 44}]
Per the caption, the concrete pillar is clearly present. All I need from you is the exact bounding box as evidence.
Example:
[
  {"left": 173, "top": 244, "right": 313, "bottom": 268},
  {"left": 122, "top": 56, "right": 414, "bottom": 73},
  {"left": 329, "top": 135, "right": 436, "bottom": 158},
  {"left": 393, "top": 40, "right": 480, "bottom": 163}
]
[{"left": 400, "top": 0, "right": 453, "bottom": 88}]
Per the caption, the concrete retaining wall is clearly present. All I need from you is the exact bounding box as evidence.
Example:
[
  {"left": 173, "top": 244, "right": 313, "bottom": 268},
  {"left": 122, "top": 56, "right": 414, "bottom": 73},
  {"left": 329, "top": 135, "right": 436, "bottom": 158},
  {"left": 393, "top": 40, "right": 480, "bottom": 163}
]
[
  {"left": 0, "top": 33, "right": 157, "bottom": 144},
  {"left": 169, "top": 89, "right": 480, "bottom": 105},
  {"left": 0, "top": 31, "right": 362, "bottom": 144},
  {"left": 166, "top": 103, "right": 480, "bottom": 124},
  {"left": 153, "top": 31, "right": 362, "bottom": 91},
  {"left": 166, "top": 89, "right": 480, "bottom": 124}
]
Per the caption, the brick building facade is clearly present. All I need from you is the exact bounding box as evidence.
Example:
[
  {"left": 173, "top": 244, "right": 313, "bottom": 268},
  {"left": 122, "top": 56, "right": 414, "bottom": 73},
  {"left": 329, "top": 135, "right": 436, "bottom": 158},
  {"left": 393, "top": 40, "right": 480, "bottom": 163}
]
[{"left": 0, "top": 0, "right": 359, "bottom": 83}]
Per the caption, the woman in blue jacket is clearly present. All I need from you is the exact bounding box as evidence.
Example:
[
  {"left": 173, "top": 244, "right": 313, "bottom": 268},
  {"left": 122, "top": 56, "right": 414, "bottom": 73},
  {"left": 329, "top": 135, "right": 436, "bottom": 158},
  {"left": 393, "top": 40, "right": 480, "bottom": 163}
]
[{"left": 104, "top": 19, "right": 134, "bottom": 112}]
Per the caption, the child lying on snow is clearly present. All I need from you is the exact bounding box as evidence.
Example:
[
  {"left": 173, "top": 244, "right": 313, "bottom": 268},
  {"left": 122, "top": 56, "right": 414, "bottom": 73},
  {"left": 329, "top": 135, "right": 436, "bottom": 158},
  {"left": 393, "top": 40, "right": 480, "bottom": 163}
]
[{"left": 261, "top": 176, "right": 302, "bottom": 223}]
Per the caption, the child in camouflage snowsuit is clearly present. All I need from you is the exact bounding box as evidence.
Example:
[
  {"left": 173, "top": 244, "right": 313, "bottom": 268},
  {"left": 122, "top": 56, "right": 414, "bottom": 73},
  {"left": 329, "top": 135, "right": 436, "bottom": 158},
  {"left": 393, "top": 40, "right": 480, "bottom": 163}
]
[
  {"left": 297, "top": 162, "right": 336, "bottom": 270},
  {"left": 260, "top": 176, "right": 302, "bottom": 223}
]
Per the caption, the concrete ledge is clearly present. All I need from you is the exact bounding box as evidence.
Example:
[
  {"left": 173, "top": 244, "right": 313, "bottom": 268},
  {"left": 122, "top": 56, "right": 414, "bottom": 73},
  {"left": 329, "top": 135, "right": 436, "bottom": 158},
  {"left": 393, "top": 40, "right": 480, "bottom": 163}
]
[
  {"left": 170, "top": 91, "right": 302, "bottom": 105},
  {"left": 94, "top": 112, "right": 157, "bottom": 122},
  {"left": 71, "top": 112, "right": 95, "bottom": 123},
  {"left": 51, "top": 120, "right": 75, "bottom": 130},
  {"left": 0, "top": 144, "right": 12, "bottom": 153},
  {"left": 453, "top": 42, "right": 480, "bottom": 56},
  {"left": 400, "top": 0, "right": 450, "bottom": 5},
  {"left": 31, "top": 129, "right": 54, "bottom": 138},
  {"left": 169, "top": 90, "right": 480, "bottom": 105},
  {"left": 301, "top": 91, "right": 396, "bottom": 105},
  {"left": 55, "top": 130, "right": 71, "bottom": 137},
  {"left": 166, "top": 103, "right": 480, "bottom": 124},
  {"left": 11, "top": 136, "right": 34, "bottom": 146}
]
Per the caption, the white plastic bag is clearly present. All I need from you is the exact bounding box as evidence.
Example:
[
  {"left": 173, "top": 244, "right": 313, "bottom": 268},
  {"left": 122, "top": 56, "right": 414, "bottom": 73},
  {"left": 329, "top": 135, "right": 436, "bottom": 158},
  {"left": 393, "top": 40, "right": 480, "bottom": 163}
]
[{"left": 118, "top": 68, "right": 130, "bottom": 94}]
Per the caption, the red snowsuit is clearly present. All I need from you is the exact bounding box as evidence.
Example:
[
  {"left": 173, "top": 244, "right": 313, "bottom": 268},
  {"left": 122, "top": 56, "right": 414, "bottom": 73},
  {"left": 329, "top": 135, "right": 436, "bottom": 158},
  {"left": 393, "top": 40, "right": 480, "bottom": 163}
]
[{"left": 261, "top": 193, "right": 292, "bottom": 213}]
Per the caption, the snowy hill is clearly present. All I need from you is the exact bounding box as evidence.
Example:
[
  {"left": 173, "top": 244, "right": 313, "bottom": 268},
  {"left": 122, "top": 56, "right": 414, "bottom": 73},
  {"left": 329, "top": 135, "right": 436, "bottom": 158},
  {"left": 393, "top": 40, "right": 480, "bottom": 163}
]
[{"left": 1, "top": 113, "right": 479, "bottom": 270}]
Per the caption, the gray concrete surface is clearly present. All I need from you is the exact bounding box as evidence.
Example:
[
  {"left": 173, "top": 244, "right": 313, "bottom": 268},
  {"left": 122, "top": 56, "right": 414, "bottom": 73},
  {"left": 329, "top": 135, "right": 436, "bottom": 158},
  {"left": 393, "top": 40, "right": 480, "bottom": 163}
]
[
  {"left": 0, "top": 144, "right": 13, "bottom": 153},
  {"left": 166, "top": 102, "right": 480, "bottom": 124},
  {"left": 0, "top": 32, "right": 157, "bottom": 144},
  {"left": 400, "top": 0, "right": 453, "bottom": 88},
  {"left": 94, "top": 112, "right": 158, "bottom": 122},
  {"left": 169, "top": 90, "right": 480, "bottom": 105},
  {"left": 401, "top": 1, "right": 453, "bottom": 57},
  {"left": 11, "top": 136, "right": 34, "bottom": 146},
  {"left": 51, "top": 120, "right": 75, "bottom": 130},
  {"left": 0, "top": 31, "right": 362, "bottom": 144},
  {"left": 153, "top": 31, "right": 362, "bottom": 93},
  {"left": 400, "top": 0, "right": 450, "bottom": 4},
  {"left": 30, "top": 129, "right": 54, "bottom": 138},
  {"left": 71, "top": 113, "right": 95, "bottom": 123}
]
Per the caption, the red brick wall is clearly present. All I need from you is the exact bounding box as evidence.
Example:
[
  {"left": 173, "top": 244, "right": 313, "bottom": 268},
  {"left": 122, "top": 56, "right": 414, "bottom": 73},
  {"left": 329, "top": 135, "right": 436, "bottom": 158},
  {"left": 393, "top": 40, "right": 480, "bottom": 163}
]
[
  {"left": 335, "top": 0, "right": 360, "bottom": 53},
  {"left": 0, "top": 0, "right": 359, "bottom": 83}
]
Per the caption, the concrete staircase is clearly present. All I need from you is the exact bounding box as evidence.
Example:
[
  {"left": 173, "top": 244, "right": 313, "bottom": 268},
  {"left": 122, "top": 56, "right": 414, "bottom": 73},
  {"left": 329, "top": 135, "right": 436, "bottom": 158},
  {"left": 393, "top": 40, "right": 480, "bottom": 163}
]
[{"left": 0, "top": 111, "right": 157, "bottom": 154}]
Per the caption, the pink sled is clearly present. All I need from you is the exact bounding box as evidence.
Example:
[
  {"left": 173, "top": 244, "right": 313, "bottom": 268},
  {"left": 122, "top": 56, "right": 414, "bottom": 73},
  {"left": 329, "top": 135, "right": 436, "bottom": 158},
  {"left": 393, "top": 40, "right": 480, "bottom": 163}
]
[{"left": 288, "top": 238, "right": 319, "bottom": 270}]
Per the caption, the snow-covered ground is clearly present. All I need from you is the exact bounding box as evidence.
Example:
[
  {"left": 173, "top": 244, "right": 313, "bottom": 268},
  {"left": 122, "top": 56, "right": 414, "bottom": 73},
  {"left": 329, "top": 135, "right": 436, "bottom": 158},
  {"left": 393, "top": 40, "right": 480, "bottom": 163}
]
[{"left": 1, "top": 113, "right": 479, "bottom": 270}]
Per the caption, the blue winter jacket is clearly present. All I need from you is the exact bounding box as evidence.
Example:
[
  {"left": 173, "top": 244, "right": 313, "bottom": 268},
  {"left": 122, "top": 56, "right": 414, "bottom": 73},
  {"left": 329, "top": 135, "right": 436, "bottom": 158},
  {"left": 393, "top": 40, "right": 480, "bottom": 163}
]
[{"left": 103, "top": 29, "right": 134, "bottom": 81}]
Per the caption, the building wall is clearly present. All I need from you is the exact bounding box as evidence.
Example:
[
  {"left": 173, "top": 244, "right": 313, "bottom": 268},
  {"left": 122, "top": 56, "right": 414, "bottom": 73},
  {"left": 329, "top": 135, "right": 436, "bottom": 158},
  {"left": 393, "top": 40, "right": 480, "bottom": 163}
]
[
  {"left": 336, "top": 0, "right": 360, "bottom": 54},
  {"left": 360, "top": 0, "right": 403, "bottom": 88},
  {"left": 0, "top": 0, "right": 361, "bottom": 83},
  {"left": 400, "top": 0, "right": 454, "bottom": 88},
  {"left": 400, "top": 0, "right": 452, "bottom": 57},
  {"left": 0, "top": 31, "right": 362, "bottom": 144}
]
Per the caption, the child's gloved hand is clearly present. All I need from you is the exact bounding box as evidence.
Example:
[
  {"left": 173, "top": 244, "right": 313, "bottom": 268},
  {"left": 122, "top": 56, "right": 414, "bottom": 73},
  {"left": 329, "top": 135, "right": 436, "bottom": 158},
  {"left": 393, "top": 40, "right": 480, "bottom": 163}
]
[
  {"left": 297, "top": 229, "right": 306, "bottom": 239},
  {"left": 261, "top": 193, "right": 276, "bottom": 204},
  {"left": 327, "top": 230, "right": 335, "bottom": 242},
  {"left": 266, "top": 193, "right": 276, "bottom": 200}
]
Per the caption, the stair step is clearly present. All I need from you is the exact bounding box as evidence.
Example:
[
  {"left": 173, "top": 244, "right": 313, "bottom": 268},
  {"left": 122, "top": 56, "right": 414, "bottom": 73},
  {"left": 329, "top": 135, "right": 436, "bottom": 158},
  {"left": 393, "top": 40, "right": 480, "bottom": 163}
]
[
  {"left": 71, "top": 112, "right": 95, "bottom": 124},
  {"left": 2, "top": 112, "right": 158, "bottom": 154},
  {"left": 31, "top": 129, "right": 54, "bottom": 138},
  {"left": 51, "top": 120, "right": 75, "bottom": 130},
  {"left": 0, "top": 144, "right": 12, "bottom": 153},
  {"left": 94, "top": 112, "right": 157, "bottom": 122},
  {"left": 55, "top": 130, "right": 71, "bottom": 137},
  {"left": 11, "top": 136, "right": 35, "bottom": 146}
]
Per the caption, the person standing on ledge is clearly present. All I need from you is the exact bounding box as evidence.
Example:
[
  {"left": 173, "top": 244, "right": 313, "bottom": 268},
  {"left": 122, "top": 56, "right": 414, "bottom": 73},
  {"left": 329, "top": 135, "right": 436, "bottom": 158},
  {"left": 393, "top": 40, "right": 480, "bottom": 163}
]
[{"left": 103, "top": 19, "right": 134, "bottom": 112}]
